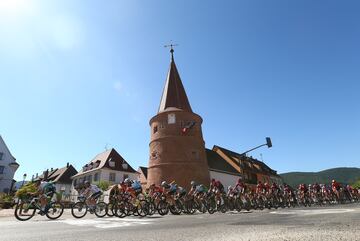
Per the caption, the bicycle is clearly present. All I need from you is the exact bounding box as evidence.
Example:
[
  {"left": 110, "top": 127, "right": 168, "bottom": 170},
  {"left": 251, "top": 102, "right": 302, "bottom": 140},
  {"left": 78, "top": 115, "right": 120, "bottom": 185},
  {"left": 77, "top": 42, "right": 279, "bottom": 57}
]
[
  {"left": 14, "top": 195, "right": 64, "bottom": 221},
  {"left": 71, "top": 195, "right": 107, "bottom": 218}
]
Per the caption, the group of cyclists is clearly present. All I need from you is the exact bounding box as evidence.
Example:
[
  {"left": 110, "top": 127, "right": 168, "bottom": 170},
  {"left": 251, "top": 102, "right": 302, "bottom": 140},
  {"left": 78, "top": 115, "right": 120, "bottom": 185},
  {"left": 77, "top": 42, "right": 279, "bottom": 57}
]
[{"left": 23, "top": 177, "right": 360, "bottom": 220}]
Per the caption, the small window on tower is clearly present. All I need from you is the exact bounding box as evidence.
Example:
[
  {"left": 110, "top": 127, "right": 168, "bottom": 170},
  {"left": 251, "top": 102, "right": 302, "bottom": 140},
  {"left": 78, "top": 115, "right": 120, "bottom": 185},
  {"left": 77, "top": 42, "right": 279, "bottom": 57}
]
[
  {"left": 168, "top": 113, "right": 176, "bottom": 124},
  {"left": 191, "top": 150, "right": 200, "bottom": 160},
  {"left": 153, "top": 125, "right": 158, "bottom": 133}
]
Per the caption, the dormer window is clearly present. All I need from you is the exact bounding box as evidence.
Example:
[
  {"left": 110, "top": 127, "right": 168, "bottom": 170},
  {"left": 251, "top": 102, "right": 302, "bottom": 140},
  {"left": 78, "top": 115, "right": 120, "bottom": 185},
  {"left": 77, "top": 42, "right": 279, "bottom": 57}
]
[
  {"left": 94, "top": 160, "right": 101, "bottom": 168},
  {"left": 0, "top": 152, "right": 4, "bottom": 160},
  {"left": 122, "top": 163, "right": 128, "bottom": 170}
]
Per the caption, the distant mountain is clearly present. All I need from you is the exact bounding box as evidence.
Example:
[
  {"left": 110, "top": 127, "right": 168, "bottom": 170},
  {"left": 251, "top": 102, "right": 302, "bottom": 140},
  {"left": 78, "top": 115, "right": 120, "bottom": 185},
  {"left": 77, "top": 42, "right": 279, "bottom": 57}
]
[{"left": 280, "top": 167, "right": 360, "bottom": 188}]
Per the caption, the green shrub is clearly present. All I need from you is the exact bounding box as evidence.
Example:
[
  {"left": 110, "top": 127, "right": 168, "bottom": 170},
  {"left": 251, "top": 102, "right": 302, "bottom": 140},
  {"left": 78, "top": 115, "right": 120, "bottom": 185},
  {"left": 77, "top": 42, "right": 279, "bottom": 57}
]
[
  {"left": 0, "top": 193, "right": 14, "bottom": 209},
  {"left": 15, "top": 182, "right": 37, "bottom": 199}
]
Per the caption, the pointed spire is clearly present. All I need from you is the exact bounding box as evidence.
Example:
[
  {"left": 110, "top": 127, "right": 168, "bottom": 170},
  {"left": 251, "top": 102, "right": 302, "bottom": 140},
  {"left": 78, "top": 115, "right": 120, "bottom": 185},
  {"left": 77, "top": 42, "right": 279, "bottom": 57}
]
[{"left": 158, "top": 48, "right": 193, "bottom": 113}]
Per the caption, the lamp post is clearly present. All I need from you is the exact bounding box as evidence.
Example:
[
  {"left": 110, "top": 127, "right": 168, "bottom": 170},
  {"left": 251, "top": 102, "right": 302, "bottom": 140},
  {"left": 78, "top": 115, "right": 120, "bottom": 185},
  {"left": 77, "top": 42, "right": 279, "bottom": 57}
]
[
  {"left": 238, "top": 137, "right": 273, "bottom": 180},
  {"left": 22, "top": 173, "right": 27, "bottom": 188},
  {"left": 239, "top": 137, "right": 272, "bottom": 157}
]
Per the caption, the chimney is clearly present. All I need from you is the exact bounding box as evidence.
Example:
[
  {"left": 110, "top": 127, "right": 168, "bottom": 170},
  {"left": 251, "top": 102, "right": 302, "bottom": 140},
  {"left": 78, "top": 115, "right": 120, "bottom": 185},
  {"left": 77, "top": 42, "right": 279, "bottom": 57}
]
[
  {"left": 67, "top": 162, "right": 69, "bottom": 168},
  {"left": 50, "top": 168, "right": 53, "bottom": 172},
  {"left": 36, "top": 173, "right": 38, "bottom": 178},
  {"left": 43, "top": 169, "right": 49, "bottom": 181}
]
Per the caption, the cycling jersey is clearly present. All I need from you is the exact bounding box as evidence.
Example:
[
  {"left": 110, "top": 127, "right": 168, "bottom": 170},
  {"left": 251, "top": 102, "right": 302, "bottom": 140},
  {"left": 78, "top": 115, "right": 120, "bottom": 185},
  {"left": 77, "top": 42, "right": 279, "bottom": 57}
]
[
  {"left": 39, "top": 182, "right": 56, "bottom": 194},
  {"left": 131, "top": 181, "right": 142, "bottom": 190},
  {"left": 87, "top": 184, "right": 101, "bottom": 194},
  {"left": 196, "top": 185, "right": 206, "bottom": 193}
]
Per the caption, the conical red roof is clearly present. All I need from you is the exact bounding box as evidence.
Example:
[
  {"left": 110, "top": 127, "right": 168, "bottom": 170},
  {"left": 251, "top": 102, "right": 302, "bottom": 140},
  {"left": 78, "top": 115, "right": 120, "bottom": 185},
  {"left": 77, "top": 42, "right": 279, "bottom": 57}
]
[{"left": 158, "top": 54, "right": 193, "bottom": 113}]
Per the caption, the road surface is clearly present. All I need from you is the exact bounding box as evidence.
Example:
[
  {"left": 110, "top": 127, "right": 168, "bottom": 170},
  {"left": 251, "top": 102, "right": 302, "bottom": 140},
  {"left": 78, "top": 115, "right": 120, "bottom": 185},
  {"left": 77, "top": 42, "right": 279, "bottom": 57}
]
[{"left": 1, "top": 203, "right": 359, "bottom": 241}]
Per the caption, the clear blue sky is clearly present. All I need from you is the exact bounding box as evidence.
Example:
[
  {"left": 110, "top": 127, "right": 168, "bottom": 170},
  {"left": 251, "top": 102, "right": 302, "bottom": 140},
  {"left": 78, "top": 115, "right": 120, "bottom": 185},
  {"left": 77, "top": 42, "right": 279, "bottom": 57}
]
[{"left": 1, "top": 0, "right": 359, "bottom": 181}]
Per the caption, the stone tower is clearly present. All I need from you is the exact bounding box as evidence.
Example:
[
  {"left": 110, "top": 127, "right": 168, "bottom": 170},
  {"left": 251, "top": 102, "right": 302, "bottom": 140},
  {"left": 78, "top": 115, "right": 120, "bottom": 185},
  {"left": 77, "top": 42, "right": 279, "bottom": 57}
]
[{"left": 147, "top": 48, "right": 210, "bottom": 189}]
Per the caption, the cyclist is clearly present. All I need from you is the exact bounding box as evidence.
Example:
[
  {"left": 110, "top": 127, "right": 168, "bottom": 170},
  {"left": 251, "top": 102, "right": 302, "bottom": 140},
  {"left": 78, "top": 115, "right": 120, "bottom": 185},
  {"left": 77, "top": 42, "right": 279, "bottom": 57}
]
[
  {"left": 131, "top": 179, "right": 143, "bottom": 196},
  {"left": 188, "top": 181, "right": 198, "bottom": 196},
  {"left": 256, "top": 181, "right": 265, "bottom": 194},
  {"left": 176, "top": 186, "right": 187, "bottom": 199},
  {"left": 31, "top": 179, "right": 56, "bottom": 214},
  {"left": 195, "top": 184, "right": 207, "bottom": 198},
  {"left": 331, "top": 180, "right": 341, "bottom": 200},
  {"left": 234, "top": 177, "right": 247, "bottom": 194},
  {"left": 161, "top": 181, "right": 177, "bottom": 206},
  {"left": 82, "top": 181, "right": 102, "bottom": 211}
]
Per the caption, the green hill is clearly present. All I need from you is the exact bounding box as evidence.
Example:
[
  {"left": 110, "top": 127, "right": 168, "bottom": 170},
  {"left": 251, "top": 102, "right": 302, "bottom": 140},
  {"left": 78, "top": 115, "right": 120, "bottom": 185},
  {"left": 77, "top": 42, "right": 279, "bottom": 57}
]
[{"left": 280, "top": 167, "right": 360, "bottom": 188}]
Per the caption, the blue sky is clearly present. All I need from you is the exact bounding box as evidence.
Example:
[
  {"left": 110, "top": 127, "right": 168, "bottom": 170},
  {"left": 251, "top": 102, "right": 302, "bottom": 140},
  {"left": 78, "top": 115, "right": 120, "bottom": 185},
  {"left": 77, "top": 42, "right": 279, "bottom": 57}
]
[{"left": 0, "top": 0, "right": 359, "bottom": 181}]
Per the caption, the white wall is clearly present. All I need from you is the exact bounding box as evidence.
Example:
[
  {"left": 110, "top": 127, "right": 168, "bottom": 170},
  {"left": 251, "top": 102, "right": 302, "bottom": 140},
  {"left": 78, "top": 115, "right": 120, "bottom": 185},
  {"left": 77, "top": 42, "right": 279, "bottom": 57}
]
[
  {"left": 209, "top": 170, "right": 241, "bottom": 189},
  {"left": 0, "top": 137, "right": 18, "bottom": 193},
  {"left": 54, "top": 183, "right": 72, "bottom": 197},
  {"left": 70, "top": 169, "right": 138, "bottom": 201},
  {"left": 100, "top": 169, "right": 138, "bottom": 184}
]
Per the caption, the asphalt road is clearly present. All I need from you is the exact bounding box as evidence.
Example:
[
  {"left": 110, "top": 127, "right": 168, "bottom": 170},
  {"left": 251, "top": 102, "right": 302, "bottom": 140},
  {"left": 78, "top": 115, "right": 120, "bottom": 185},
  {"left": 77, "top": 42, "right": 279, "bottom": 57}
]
[{"left": 1, "top": 203, "right": 359, "bottom": 241}]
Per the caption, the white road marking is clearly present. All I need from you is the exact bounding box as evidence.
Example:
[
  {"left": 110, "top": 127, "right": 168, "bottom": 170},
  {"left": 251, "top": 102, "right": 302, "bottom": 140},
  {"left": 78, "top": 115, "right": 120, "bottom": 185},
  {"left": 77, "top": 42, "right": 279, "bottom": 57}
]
[
  {"left": 270, "top": 209, "right": 355, "bottom": 215},
  {"left": 56, "top": 217, "right": 156, "bottom": 229}
]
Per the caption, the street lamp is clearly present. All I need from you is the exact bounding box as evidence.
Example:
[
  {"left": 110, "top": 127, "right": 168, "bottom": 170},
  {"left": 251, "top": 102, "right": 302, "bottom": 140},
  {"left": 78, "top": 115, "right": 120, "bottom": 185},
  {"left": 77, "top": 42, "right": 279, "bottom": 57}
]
[
  {"left": 22, "top": 173, "right": 27, "bottom": 187},
  {"left": 237, "top": 137, "right": 272, "bottom": 183},
  {"left": 239, "top": 137, "right": 272, "bottom": 157}
]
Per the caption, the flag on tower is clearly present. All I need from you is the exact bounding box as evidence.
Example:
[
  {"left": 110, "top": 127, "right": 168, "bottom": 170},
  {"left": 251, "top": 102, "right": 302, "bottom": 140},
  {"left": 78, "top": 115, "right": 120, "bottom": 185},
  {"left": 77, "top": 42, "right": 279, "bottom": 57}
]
[{"left": 182, "top": 121, "right": 196, "bottom": 134}]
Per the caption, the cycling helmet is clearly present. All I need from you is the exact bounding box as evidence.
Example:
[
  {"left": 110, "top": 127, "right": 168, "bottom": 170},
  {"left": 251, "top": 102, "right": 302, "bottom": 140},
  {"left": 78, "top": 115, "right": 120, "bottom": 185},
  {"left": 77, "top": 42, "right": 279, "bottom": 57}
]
[
  {"left": 84, "top": 181, "right": 90, "bottom": 185},
  {"left": 332, "top": 180, "right": 335, "bottom": 183},
  {"left": 161, "top": 181, "right": 167, "bottom": 187},
  {"left": 124, "top": 178, "right": 131, "bottom": 183},
  {"left": 190, "top": 181, "right": 196, "bottom": 186},
  {"left": 228, "top": 185, "right": 232, "bottom": 190}
]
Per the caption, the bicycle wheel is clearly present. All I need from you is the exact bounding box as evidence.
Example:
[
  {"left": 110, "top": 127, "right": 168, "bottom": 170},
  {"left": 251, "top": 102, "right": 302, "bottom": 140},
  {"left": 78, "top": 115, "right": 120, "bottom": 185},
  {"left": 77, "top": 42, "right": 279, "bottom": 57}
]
[
  {"left": 147, "top": 201, "right": 156, "bottom": 216},
  {"left": 114, "top": 202, "right": 126, "bottom": 218},
  {"left": 71, "top": 202, "right": 87, "bottom": 218},
  {"left": 14, "top": 200, "right": 36, "bottom": 221},
  {"left": 94, "top": 202, "right": 107, "bottom": 218},
  {"left": 136, "top": 200, "right": 149, "bottom": 217},
  {"left": 46, "top": 201, "right": 64, "bottom": 220},
  {"left": 157, "top": 200, "right": 169, "bottom": 216},
  {"left": 185, "top": 200, "right": 196, "bottom": 214},
  {"left": 107, "top": 203, "right": 115, "bottom": 217}
]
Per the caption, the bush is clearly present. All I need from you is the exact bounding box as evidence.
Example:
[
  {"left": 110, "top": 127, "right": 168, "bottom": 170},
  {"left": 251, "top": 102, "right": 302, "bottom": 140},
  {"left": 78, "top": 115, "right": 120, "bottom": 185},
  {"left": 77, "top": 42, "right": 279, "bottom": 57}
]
[
  {"left": 15, "top": 182, "right": 37, "bottom": 200},
  {"left": 0, "top": 193, "right": 14, "bottom": 209}
]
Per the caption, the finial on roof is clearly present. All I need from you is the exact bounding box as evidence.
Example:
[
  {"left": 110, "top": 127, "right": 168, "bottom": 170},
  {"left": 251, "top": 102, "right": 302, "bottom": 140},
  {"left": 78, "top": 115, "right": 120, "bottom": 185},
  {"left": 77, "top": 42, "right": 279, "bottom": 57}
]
[{"left": 164, "top": 42, "right": 178, "bottom": 62}]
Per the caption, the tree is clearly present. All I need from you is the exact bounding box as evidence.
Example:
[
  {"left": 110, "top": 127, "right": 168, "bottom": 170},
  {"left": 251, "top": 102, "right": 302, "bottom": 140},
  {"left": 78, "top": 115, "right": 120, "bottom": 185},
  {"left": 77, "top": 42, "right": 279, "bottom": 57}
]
[{"left": 352, "top": 179, "right": 360, "bottom": 189}]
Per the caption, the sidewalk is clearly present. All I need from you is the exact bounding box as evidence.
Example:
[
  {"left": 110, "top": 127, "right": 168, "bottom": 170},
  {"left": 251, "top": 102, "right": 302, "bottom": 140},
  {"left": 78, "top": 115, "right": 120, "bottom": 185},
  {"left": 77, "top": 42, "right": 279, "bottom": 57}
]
[{"left": 0, "top": 209, "right": 14, "bottom": 218}]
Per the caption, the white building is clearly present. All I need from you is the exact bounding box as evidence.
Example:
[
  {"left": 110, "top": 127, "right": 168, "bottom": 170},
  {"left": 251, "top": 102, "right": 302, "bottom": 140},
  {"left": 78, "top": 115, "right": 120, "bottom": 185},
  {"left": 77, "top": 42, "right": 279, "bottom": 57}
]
[
  {"left": 0, "top": 135, "right": 20, "bottom": 193},
  {"left": 70, "top": 148, "right": 138, "bottom": 201},
  {"left": 33, "top": 163, "right": 78, "bottom": 199}
]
